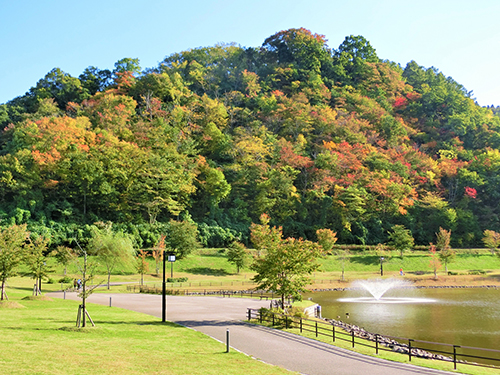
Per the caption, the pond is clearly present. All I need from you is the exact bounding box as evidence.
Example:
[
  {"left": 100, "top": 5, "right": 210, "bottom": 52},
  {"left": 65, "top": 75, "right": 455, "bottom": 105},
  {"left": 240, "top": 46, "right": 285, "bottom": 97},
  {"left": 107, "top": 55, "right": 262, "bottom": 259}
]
[{"left": 302, "top": 285, "right": 500, "bottom": 364}]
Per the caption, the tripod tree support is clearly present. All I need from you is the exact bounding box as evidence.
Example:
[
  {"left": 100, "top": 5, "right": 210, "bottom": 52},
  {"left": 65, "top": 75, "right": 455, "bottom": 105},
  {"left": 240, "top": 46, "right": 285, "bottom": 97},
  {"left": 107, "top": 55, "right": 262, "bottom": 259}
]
[{"left": 76, "top": 304, "right": 95, "bottom": 328}]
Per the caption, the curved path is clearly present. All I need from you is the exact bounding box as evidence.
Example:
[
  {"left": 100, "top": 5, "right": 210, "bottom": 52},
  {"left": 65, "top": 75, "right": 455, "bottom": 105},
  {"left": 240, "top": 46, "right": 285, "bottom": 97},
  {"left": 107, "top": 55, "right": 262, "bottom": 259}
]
[{"left": 51, "top": 292, "right": 456, "bottom": 375}]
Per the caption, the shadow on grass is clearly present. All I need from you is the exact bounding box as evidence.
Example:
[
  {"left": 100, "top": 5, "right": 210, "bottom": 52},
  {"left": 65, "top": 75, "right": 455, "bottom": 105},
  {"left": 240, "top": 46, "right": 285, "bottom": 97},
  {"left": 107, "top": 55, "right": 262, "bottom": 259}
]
[
  {"left": 485, "top": 274, "right": 500, "bottom": 281},
  {"left": 185, "top": 267, "right": 230, "bottom": 276},
  {"left": 349, "top": 256, "right": 386, "bottom": 266}
]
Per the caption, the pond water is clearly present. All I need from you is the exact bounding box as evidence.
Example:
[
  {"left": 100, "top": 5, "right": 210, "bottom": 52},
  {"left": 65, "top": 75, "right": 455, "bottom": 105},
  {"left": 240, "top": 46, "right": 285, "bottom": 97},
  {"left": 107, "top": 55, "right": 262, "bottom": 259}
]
[{"left": 302, "top": 286, "right": 500, "bottom": 361}]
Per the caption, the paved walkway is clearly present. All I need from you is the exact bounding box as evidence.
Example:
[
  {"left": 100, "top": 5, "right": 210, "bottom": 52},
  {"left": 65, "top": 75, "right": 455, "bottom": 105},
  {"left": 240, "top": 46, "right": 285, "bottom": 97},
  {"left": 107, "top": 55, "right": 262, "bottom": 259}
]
[{"left": 51, "top": 292, "right": 457, "bottom": 375}]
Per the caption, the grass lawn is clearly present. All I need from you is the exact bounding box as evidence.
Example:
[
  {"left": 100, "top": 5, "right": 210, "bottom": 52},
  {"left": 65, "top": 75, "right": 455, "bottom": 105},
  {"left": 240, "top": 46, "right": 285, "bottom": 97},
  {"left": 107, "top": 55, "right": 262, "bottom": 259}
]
[
  {"left": 0, "top": 288, "right": 295, "bottom": 375},
  {"left": 3, "top": 247, "right": 499, "bottom": 375},
  {"left": 47, "top": 249, "right": 500, "bottom": 293}
]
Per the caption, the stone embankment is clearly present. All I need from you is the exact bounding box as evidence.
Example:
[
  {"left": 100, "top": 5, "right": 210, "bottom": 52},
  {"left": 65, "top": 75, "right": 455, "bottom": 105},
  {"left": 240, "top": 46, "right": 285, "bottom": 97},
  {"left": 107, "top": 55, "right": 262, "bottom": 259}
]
[
  {"left": 306, "top": 284, "right": 500, "bottom": 364},
  {"left": 322, "top": 317, "right": 457, "bottom": 362}
]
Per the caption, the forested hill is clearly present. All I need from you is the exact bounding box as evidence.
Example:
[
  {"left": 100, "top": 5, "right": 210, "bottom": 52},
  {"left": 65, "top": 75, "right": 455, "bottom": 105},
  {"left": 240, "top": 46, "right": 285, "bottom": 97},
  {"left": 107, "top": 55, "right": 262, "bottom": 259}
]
[{"left": 1, "top": 28, "right": 499, "bottom": 249}]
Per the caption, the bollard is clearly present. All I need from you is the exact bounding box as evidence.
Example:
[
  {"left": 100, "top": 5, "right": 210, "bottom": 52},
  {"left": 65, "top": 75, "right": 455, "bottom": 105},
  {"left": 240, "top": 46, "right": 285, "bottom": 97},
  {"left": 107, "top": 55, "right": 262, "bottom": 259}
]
[
  {"left": 109, "top": 297, "right": 112, "bottom": 307},
  {"left": 64, "top": 290, "right": 66, "bottom": 300},
  {"left": 226, "top": 329, "right": 230, "bottom": 353}
]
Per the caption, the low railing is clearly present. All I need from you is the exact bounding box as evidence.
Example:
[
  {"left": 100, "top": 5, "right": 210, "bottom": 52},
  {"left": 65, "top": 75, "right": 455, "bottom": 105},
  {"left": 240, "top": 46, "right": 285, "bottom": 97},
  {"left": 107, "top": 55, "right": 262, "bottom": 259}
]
[
  {"left": 127, "top": 285, "right": 280, "bottom": 300},
  {"left": 246, "top": 308, "right": 500, "bottom": 371}
]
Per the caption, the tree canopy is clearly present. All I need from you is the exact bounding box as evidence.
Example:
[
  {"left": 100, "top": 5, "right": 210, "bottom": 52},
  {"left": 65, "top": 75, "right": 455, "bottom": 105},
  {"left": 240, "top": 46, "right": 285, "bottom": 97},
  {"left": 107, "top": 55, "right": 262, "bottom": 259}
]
[{"left": 0, "top": 28, "right": 499, "bottom": 250}]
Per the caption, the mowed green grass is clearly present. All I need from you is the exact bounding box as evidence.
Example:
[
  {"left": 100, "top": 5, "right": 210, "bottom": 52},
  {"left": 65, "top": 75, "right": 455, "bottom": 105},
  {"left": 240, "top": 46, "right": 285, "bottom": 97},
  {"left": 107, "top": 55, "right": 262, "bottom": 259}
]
[
  {"left": 45, "top": 249, "right": 500, "bottom": 293},
  {"left": 319, "top": 252, "right": 500, "bottom": 274},
  {"left": 0, "top": 289, "right": 295, "bottom": 375},
  {"left": 53, "top": 249, "right": 500, "bottom": 279}
]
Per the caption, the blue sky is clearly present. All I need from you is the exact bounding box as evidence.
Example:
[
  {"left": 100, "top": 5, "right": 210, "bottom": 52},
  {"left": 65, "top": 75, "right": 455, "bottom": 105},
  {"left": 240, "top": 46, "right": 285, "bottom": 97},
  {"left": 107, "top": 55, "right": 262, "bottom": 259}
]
[{"left": 1, "top": 0, "right": 499, "bottom": 106}]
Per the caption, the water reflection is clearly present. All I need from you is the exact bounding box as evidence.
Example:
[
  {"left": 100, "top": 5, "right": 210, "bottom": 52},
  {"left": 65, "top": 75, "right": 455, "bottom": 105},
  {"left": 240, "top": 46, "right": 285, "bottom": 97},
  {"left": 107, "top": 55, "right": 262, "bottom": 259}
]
[{"left": 303, "top": 287, "right": 500, "bottom": 351}]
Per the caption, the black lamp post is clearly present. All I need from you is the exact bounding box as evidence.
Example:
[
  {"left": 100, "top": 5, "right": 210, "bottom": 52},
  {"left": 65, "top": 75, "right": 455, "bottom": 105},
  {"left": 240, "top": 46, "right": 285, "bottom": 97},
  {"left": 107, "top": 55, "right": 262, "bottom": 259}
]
[
  {"left": 162, "top": 250, "right": 166, "bottom": 322},
  {"left": 380, "top": 257, "right": 384, "bottom": 276},
  {"left": 162, "top": 252, "right": 177, "bottom": 323}
]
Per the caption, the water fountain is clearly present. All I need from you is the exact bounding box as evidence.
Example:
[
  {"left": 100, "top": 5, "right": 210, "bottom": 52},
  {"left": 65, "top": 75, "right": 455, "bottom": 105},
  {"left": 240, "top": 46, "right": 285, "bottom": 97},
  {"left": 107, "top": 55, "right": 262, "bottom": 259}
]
[
  {"left": 337, "top": 278, "right": 435, "bottom": 304},
  {"left": 303, "top": 281, "right": 500, "bottom": 359}
]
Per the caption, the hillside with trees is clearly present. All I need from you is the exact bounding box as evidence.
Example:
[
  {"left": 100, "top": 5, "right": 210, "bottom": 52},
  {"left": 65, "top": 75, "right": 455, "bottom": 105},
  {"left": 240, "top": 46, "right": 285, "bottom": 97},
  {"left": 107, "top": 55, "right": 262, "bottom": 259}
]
[{"left": 1, "top": 28, "right": 499, "bottom": 249}]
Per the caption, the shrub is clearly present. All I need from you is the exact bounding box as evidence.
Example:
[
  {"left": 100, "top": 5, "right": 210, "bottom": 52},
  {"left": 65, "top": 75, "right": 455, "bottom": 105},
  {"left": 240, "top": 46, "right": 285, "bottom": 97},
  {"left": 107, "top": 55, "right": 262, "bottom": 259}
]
[
  {"left": 468, "top": 270, "right": 486, "bottom": 275},
  {"left": 166, "top": 277, "right": 188, "bottom": 283}
]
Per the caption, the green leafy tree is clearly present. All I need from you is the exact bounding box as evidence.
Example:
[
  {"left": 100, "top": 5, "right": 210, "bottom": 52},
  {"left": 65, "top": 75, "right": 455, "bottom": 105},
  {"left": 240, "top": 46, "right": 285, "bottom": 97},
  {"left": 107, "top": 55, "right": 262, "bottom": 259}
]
[
  {"left": 27, "top": 68, "right": 90, "bottom": 110},
  {"left": 0, "top": 224, "right": 29, "bottom": 300},
  {"left": 227, "top": 241, "right": 248, "bottom": 273},
  {"left": 113, "top": 57, "right": 141, "bottom": 76},
  {"left": 166, "top": 219, "right": 200, "bottom": 259},
  {"left": 387, "top": 225, "right": 414, "bottom": 258},
  {"left": 316, "top": 228, "right": 337, "bottom": 253},
  {"left": 482, "top": 230, "right": 500, "bottom": 255},
  {"left": 436, "top": 227, "right": 454, "bottom": 274},
  {"left": 250, "top": 214, "right": 322, "bottom": 308},
  {"left": 87, "top": 224, "right": 136, "bottom": 289},
  {"left": 79, "top": 66, "right": 112, "bottom": 95},
  {"left": 24, "top": 236, "right": 53, "bottom": 296}
]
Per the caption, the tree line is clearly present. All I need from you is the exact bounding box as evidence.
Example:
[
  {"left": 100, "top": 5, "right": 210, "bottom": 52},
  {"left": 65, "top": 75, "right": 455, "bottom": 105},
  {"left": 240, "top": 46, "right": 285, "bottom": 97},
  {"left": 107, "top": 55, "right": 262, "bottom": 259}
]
[{"left": 1, "top": 28, "right": 500, "bottom": 252}]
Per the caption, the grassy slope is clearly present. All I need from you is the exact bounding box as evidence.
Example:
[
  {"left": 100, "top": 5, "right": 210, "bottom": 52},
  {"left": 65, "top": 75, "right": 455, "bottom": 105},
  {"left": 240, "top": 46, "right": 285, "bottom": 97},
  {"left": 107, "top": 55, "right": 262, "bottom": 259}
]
[{"left": 0, "top": 288, "right": 295, "bottom": 375}]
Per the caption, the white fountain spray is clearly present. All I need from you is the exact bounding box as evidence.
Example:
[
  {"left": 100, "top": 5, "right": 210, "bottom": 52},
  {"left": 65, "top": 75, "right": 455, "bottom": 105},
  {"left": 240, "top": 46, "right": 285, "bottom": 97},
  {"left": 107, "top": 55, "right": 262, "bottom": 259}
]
[
  {"left": 352, "top": 278, "right": 413, "bottom": 300},
  {"left": 338, "top": 278, "right": 435, "bottom": 304}
]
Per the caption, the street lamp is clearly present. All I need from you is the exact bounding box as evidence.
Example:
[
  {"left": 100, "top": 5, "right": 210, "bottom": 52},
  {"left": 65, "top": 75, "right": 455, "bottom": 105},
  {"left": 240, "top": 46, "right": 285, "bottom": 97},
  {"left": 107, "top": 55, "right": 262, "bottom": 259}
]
[
  {"left": 167, "top": 253, "right": 176, "bottom": 279},
  {"left": 380, "top": 257, "right": 385, "bottom": 276},
  {"left": 162, "top": 251, "right": 177, "bottom": 323},
  {"left": 162, "top": 250, "right": 167, "bottom": 322}
]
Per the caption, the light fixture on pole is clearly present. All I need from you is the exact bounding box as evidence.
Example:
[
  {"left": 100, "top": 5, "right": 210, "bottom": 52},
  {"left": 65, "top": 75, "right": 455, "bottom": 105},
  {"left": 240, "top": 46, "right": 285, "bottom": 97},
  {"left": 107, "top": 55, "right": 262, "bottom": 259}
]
[
  {"left": 167, "top": 253, "right": 176, "bottom": 279},
  {"left": 380, "top": 257, "right": 385, "bottom": 276}
]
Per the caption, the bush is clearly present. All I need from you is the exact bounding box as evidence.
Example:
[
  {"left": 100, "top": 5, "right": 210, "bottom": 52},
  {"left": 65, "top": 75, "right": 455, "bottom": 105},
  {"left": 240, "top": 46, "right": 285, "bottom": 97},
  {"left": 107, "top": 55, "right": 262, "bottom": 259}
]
[
  {"left": 166, "top": 277, "right": 188, "bottom": 283},
  {"left": 58, "top": 276, "right": 73, "bottom": 283},
  {"left": 468, "top": 270, "right": 486, "bottom": 275},
  {"left": 257, "top": 307, "right": 304, "bottom": 329},
  {"left": 198, "top": 223, "right": 241, "bottom": 248}
]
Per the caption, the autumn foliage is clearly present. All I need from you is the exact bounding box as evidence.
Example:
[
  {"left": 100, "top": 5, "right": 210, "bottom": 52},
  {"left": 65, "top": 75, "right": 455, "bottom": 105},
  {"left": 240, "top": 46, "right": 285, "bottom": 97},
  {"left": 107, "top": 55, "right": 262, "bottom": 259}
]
[{"left": 0, "top": 28, "right": 498, "bottom": 249}]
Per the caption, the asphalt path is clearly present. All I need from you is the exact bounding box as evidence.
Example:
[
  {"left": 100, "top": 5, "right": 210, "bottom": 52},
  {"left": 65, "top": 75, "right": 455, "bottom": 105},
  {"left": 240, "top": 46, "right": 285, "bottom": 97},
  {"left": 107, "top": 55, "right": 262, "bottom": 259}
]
[{"left": 50, "top": 292, "right": 457, "bottom": 375}]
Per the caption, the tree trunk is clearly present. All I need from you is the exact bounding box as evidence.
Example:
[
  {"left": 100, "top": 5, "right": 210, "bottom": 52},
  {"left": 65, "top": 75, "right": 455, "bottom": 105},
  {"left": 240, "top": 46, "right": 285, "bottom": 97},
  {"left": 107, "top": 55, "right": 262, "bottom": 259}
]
[{"left": 1, "top": 279, "right": 7, "bottom": 300}]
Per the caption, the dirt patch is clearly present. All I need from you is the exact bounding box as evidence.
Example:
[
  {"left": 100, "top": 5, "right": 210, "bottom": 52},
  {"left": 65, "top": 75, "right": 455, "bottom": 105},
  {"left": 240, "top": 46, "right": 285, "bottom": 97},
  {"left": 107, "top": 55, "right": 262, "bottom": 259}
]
[
  {"left": 21, "top": 295, "right": 54, "bottom": 301},
  {"left": 0, "top": 300, "right": 25, "bottom": 308}
]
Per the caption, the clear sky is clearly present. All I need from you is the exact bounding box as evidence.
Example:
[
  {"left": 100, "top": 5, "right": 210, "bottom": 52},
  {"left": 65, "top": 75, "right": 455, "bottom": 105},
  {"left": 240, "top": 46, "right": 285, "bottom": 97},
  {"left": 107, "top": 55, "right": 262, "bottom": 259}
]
[{"left": 1, "top": 0, "right": 499, "bottom": 106}]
